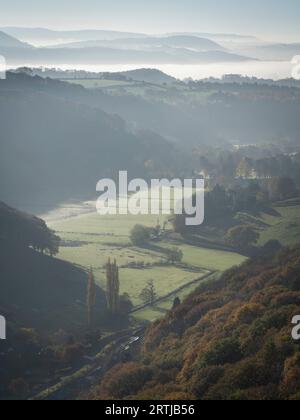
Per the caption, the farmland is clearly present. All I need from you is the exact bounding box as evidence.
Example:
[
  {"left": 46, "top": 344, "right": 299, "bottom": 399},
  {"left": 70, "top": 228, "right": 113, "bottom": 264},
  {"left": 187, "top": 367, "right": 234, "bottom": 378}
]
[
  {"left": 65, "top": 78, "right": 215, "bottom": 103},
  {"left": 46, "top": 203, "right": 246, "bottom": 321},
  {"left": 45, "top": 199, "right": 300, "bottom": 322}
]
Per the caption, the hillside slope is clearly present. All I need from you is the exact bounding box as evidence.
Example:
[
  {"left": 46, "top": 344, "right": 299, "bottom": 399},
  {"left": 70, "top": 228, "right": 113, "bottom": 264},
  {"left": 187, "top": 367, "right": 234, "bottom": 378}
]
[
  {"left": 120, "top": 68, "right": 177, "bottom": 84},
  {"left": 92, "top": 246, "right": 300, "bottom": 400},
  {"left": 0, "top": 30, "right": 31, "bottom": 48},
  {"left": 51, "top": 35, "right": 226, "bottom": 52},
  {"left": 0, "top": 73, "right": 180, "bottom": 212},
  {"left": 0, "top": 27, "right": 147, "bottom": 45},
  {"left": 1, "top": 45, "right": 250, "bottom": 66},
  {"left": 0, "top": 201, "right": 106, "bottom": 332}
]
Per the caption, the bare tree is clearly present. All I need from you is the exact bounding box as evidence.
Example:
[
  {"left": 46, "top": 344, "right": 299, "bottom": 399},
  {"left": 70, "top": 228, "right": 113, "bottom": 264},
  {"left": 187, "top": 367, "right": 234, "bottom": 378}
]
[{"left": 139, "top": 280, "right": 157, "bottom": 306}]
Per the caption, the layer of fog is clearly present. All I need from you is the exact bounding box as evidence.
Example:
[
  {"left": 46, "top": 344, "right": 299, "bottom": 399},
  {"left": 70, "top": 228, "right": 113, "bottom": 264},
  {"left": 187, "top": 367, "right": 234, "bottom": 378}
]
[{"left": 17, "top": 60, "right": 294, "bottom": 80}]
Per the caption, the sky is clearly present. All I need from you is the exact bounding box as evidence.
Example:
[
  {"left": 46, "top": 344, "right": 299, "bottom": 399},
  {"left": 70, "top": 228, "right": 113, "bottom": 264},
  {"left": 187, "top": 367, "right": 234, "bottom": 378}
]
[{"left": 0, "top": 0, "right": 299, "bottom": 41}]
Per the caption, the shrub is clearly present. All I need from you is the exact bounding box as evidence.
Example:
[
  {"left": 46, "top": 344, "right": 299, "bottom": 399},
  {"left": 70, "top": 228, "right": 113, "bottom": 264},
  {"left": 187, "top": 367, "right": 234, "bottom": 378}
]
[
  {"left": 189, "top": 366, "right": 224, "bottom": 398},
  {"left": 130, "top": 225, "right": 150, "bottom": 246},
  {"left": 99, "top": 362, "right": 153, "bottom": 399},
  {"left": 234, "top": 304, "right": 264, "bottom": 324},
  {"left": 200, "top": 337, "right": 243, "bottom": 368}
]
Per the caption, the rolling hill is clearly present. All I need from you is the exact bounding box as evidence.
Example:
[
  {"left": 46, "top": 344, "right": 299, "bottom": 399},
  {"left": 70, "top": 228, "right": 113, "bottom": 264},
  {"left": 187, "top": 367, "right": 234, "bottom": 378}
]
[
  {"left": 92, "top": 245, "right": 300, "bottom": 400},
  {"left": 238, "top": 43, "right": 300, "bottom": 61},
  {"left": 0, "top": 27, "right": 147, "bottom": 45},
  {"left": 0, "top": 72, "right": 182, "bottom": 212},
  {"left": 0, "top": 28, "right": 255, "bottom": 66},
  {"left": 119, "top": 68, "right": 177, "bottom": 84},
  {"left": 0, "top": 30, "right": 31, "bottom": 49},
  {"left": 0, "top": 201, "right": 106, "bottom": 332},
  {"left": 51, "top": 35, "right": 226, "bottom": 52},
  {"left": 1, "top": 27, "right": 259, "bottom": 49},
  {"left": 1, "top": 44, "right": 251, "bottom": 67}
]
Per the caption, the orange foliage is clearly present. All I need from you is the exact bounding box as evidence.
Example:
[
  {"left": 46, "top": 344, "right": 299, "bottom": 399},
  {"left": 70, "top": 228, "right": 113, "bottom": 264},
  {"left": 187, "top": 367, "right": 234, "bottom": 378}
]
[{"left": 91, "top": 245, "right": 300, "bottom": 401}]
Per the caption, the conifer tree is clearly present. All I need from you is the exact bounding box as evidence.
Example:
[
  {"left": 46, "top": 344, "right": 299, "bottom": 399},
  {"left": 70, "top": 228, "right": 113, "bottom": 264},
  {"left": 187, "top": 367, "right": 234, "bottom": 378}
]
[
  {"left": 106, "top": 259, "right": 120, "bottom": 314},
  {"left": 87, "top": 267, "right": 96, "bottom": 327}
]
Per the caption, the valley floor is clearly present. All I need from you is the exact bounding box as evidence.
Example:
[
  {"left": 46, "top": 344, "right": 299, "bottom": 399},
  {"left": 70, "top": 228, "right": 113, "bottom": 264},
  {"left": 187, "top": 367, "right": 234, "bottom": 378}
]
[{"left": 45, "top": 202, "right": 245, "bottom": 322}]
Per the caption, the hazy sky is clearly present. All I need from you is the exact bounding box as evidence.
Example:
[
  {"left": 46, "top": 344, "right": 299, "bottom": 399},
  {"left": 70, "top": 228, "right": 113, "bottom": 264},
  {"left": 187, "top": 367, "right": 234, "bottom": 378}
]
[{"left": 1, "top": 0, "right": 299, "bottom": 41}]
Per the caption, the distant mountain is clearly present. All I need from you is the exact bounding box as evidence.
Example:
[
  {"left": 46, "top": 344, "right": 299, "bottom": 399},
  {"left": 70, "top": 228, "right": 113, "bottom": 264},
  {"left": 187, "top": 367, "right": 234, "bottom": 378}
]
[
  {"left": 163, "top": 35, "right": 226, "bottom": 51},
  {"left": 168, "top": 32, "right": 261, "bottom": 49},
  {"left": 0, "top": 30, "right": 31, "bottom": 48},
  {"left": 52, "top": 35, "right": 226, "bottom": 52},
  {"left": 0, "top": 28, "right": 258, "bottom": 64},
  {"left": 2, "top": 27, "right": 258, "bottom": 47},
  {"left": 1, "top": 27, "right": 147, "bottom": 46},
  {"left": 1, "top": 45, "right": 252, "bottom": 67},
  {"left": 169, "top": 32, "right": 259, "bottom": 42},
  {"left": 238, "top": 43, "right": 300, "bottom": 61},
  {"left": 1, "top": 27, "right": 261, "bottom": 53}
]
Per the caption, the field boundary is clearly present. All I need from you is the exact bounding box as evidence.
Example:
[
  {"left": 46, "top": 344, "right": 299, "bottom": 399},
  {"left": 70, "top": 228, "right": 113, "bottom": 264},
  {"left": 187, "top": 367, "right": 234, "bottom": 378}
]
[{"left": 131, "top": 270, "right": 217, "bottom": 314}]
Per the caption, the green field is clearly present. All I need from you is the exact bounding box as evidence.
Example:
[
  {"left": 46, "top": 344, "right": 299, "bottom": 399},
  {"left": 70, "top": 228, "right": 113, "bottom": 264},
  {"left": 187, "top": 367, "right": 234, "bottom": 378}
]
[
  {"left": 41, "top": 201, "right": 300, "bottom": 323},
  {"left": 65, "top": 79, "right": 159, "bottom": 96},
  {"left": 47, "top": 205, "right": 246, "bottom": 321},
  {"left": 158, "top": 242, "right": 245, "bottom": 271},
  {"left": 65, "top": 78, "right": 215, "bottom": 104},
  {"left": 258, "top": 204, "right": 300, "bottom": 247}
]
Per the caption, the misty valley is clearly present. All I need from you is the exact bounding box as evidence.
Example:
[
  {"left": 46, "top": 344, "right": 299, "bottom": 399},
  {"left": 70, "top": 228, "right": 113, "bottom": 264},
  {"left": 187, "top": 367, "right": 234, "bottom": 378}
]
[{"left": 0, "top": 15, "right": 300, "bottom": 403}]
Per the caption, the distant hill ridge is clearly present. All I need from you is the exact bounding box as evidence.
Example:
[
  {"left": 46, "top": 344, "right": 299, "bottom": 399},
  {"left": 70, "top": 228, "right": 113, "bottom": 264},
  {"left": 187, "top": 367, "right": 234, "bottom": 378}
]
[
  {"left": 0, "top": 30, "right": 32, "bottom": 48},
  {"left": 119, "top": 68, "right": 177, "bottom": 84},
  {"left": 0, "top": 27, "right": 148, "bottom": 44},
  {"left": 48, "top": 35, "right": 226, "bottom": 52},
  {"left": 0, "top": 72, "right": 181, "bottom": 211},
  {"left": 14, "top": 67, "right": 177, "bottom": 85}
]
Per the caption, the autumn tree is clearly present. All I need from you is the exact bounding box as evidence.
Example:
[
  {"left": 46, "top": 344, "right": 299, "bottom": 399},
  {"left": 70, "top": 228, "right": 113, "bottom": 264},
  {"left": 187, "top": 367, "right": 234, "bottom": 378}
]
[
  {"left": 139, "top": 280, "right": 157, "bottom": 306},
  {"left": 130, "top": 224, "right": 150, "bottom": 246},
  {"left": 167, "top": 247, "right": 183, "bottom": 265},
  {"left": 225, "top": 225, "right": 259, "bottom": 250},
  {"left": 106, "top": 259, "right": 120, "bottom": 314},
  {"left": 87, "top": 268, "right": 96, "bottom": 327},
  {"left": 268, "top": 177, "right": 298, "bottom": 201}
]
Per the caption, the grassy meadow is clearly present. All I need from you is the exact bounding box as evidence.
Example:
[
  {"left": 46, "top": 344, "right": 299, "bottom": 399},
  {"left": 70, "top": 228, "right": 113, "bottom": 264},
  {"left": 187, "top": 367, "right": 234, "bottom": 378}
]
[
  {"left": 47, "top": 204, "right": 246, "bottom": 321},
  {"left": 65, "top": 78, "right": 216, "bottom": 103},
  {"left": 45, "top": 199, "right": 300, "bottom": 321},
  {"left": 258, "top": 204, "right": 300, "bottom": 247}
]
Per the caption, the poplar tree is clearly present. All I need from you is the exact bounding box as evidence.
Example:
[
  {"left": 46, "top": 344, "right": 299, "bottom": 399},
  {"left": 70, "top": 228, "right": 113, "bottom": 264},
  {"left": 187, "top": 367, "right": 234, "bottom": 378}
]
[
  {"left": 87, "top": 267, "right": 96, "bottom": 327},
  {"left": 106, "top": 258, "right": 120, "bottom": 314}
]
